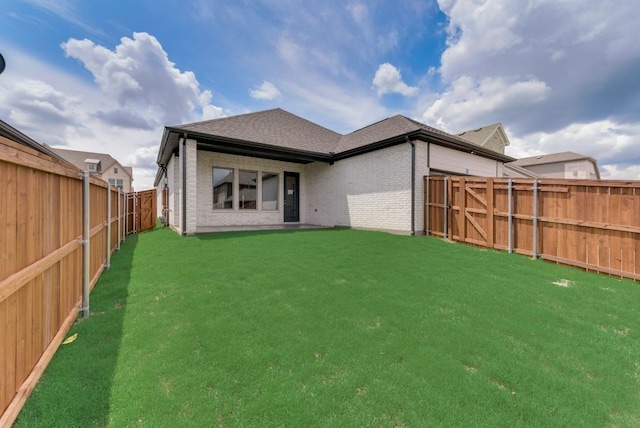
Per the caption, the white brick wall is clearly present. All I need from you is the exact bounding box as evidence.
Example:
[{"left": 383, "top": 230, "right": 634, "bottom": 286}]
[
  {"left": 306, "top": 144, "right": 413, "bottom": 233},
  {"left": 196, "top": 152, "right": 306, "bottom": 227},
  {"left": 164, "top": 140, "right": 506, "bottom": 235}
]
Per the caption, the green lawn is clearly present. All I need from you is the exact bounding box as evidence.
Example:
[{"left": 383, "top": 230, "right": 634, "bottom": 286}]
[{"left": 15, "top": 228, "right": 640, "bottom": 427}]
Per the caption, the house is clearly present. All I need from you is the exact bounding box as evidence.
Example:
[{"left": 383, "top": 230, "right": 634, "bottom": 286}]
[
  {"left": 51, "top": 148, "right": 134, "bottom": 192},
  {"left": 506, "top": 151, "right": 600, "bottom": 180},
  {"left": 456, "top": 123, "right": 510, "bottom": 155},
  {"left": 154, "top": 108, "right": 514, "bottom": 235}
]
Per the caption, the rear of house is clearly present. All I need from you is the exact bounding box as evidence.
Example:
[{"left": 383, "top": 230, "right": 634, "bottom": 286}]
[{"left": 155, "top": 109, "right": 512, "bottom": 235}]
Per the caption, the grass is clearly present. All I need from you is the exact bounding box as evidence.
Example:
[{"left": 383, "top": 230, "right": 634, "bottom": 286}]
[{"left": 14, "top": 228, "right": 640, "bottom": 427}]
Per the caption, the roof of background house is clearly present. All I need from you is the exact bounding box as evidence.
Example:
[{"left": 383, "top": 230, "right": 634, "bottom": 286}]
[
  {"left": 158, "top": 108, "right": 514, "bottom": 167},
  {"left": 456, "top": 123, "right": 510, "bottom": 150},
  {"left": 51, "top": 147, "right": 133, "bottom": 176},
  {"left": 503, "top": 163, "right": 541, "bottom": 178},
  {"left": 509, "top": 151, "right": 597, "bottom": 167}
]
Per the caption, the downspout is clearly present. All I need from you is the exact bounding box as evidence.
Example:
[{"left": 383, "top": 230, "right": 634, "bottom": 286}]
[
  {"left": 407, "top": 136, "right": 415, "bottom": 236},
  {"left": 182, "top": 133, "right": 187, "bottom": 235}
]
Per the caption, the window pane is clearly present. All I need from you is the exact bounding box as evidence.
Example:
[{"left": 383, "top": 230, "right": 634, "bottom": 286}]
[
  {"left": 239, "top": 170, "right": 257, "bottom": 209},
  {"left": 262, "top": 172, "right": 278, "bottom": 210},
  {"left": 213, "top": 167, "right": 234, "bottom": 209}
]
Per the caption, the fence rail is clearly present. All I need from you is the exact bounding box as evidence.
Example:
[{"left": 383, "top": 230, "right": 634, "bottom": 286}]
[
  {"left": 425, "top": 176, "right": 640, "bottom": 280},
  {"left": 0, "top": 135, "right": 126, "bottom": 426}
]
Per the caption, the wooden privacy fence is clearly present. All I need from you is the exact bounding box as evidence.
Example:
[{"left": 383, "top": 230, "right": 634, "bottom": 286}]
[
  {"left": 425, "top": 176, "right": 640, "bottom": 281},
  {"left": 0, "top": 135, "right": 126, "bottom": 426},
  {"left": 126, "top": 188, "right": 157, "bottom": 234}
]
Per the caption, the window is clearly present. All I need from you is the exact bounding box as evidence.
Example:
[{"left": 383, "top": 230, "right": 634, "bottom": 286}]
[
  {"left": 114, "top": 167, "right": 118, "bottom": 174},
  {"left": 213, "top": 167, "right": 234, "bottom": 209},
  {"left": 262, "top": 172, "right": 278, "bottom": 210},
  {"left": 87, "top": 163, "right": 97, "bottom": 172},
  {"left": 108, "top": 178, "right": 124, "bottom": 189},
  {"left": 239, "top": 170, "right": 257, "bottom": 209}
]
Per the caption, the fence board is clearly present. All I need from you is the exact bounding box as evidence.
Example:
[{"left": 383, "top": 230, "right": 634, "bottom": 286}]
[
  {"left": 425, "top": 176, "right": 640, "bottom": 281},
  {"left": 0, "top": 137, "right": 127, "bottom": 424}
]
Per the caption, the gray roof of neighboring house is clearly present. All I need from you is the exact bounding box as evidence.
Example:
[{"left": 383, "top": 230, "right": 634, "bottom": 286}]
[
  {"left": 157, "top": 108, "right": 514, "bottom": 168},
  {"left": 51, "top": 147, "right": 133, "bottom": 177},
  {"left": 509, "top": 151, "right": 596, "bottom": 167},
  {"left": 503, "top": 163, "right": 541, "bottom": 178},
  {"left": 456, "top": 123, "right": 510, "bottom": 149}
]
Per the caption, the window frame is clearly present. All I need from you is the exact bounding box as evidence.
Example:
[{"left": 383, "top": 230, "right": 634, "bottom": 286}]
[
  {"left": 212, "top": 167, "right": 234, "bottom": 209},
  {"left": 238, "top": 169, "right": 258, "bottom": 210},
  {"left": 261, "top": 171, "right": 279, "bottom": 211}
]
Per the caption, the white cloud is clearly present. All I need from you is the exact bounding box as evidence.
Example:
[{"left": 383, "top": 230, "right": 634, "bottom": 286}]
[
  {"left": 506, "top": 120, "right": 640, "bottom": 180},
  {"left": 372, "top": 63, "right": 418, "bottom": 97},
  {"left": 62, "top": 32, "right": 222, "bottom": 126},
  {"left": 423, "top": 75, "right": 550, "bottom": 132},
  {"left": 431, "top": 0, "right": 640, "bottom": 134},
  {"left": 1, "top": 34, "right": 225, "bottom": 190},
  {"left": 347, "top": 2, "right": 368, "bottom": 28},
  {"left": 249, "top": 81, "right": 282, "bottom": 100}
]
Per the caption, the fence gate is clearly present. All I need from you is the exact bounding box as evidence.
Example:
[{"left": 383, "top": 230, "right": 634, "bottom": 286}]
[{"left": 127, "top": 189, "right": 157, "bottom": 234}]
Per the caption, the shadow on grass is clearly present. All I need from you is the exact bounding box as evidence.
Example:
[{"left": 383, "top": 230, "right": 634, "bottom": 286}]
[
  {"left": 14, "top": 234, "right": 138, "bottom": 427},
  {"left": 194, "top": 226, "right": 350, "bottom": 241}
]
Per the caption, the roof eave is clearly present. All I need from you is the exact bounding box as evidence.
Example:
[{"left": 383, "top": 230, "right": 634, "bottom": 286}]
[
  {"left": 415, "top": 131, "right": 514, "bottom": 162},
  {"left": 162, "top": 127, "right": 333, "bottom": 165}
]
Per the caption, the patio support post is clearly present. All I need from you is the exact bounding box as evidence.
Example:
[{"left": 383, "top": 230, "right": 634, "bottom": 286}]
[
  {"left": 508, "top": 178, "right": 513, "bottom": 253},
  {"left": 181, "top": 133, "right": 187, "bottom": 235},
  {"left": 81, "top": 171, "right": 90, "bottom": 318},
  {"left": 532, "top": 179, "right": 539, "bottom": 259}
]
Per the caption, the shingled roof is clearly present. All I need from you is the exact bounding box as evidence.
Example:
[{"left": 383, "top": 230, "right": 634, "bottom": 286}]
[
  {"left": 173, "top": 109, "right": 341, "bottom": 153},
  {"left": 157, "top": 108, "right": 514, "bottom": 166},
  {"left": 52, "top": 148, "right": 133, "bottom": 177},
  {"left": 509, "top": 151, "right": 596, "bottom": 167}
]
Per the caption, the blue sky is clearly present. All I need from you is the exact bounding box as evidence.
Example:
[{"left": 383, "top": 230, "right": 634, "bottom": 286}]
[{"left": 1, "top": 0, "right": 639, "bottom": 189}]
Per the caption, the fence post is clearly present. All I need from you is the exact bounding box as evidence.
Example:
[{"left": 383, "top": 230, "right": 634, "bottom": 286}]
[
  {"left": 443, "top": 177, "right": 448, "bottom": 240},
  {"left": 117, "top": 188, "right": 122, "bottom": 250},
  {"left": 133, "top": 192, "right": 137, "bottom": 234},
  {"left": 105, "top": 185, "right": 111, "bottom": 269},
  {"left": 486, "top": 178, "right": 494, "bottom": 248},
  {"left": 508, "top": 178, "right": 513, "bottom": 253},
  {"left": 532, "top": 179, "right": 539, "bottom": 259},
  {"left": 81, "top": 171, "right": 90, "bottom": 318},
  {"left": 425, "top": 176, "right": 430, "bottom": 236}
]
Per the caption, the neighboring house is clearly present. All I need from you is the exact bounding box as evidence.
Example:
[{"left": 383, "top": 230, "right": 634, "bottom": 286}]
[
  {"left": 51, "top": 148, "right": 134, "bottom": 192},
  {"left": 507, "top": 151, "right": 600, "bottom": 180},
  {"left": 456, "top": 123, "right": 510, "bottom": 155},
  {"left": 155, "top": 108, "right": 514, "bottom": 235}
]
